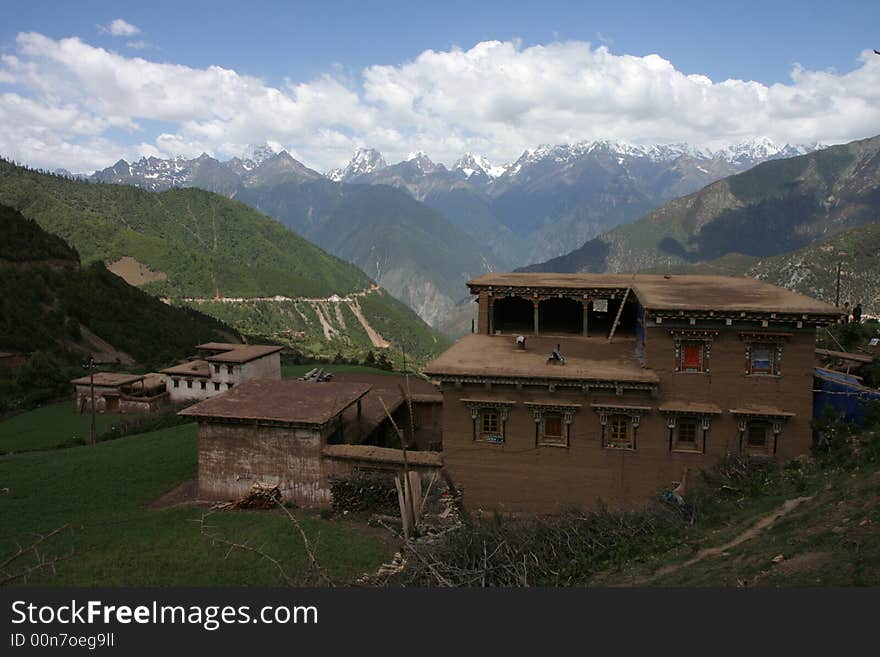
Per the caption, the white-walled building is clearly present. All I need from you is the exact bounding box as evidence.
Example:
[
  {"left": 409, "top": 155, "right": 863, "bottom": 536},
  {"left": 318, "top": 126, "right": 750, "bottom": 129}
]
[{"left": 161, "top": 343, "right": 282, "bottom": 403}]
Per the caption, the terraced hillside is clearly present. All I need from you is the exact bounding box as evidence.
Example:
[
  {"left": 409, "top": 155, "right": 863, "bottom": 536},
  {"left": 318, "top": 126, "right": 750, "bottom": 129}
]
[{"left": 0, "top": 160, "right": 445, "bottom": 363}]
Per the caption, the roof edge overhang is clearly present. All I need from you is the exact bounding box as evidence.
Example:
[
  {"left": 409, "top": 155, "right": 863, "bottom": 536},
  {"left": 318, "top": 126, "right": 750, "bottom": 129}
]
[{"left": 425, "top": 372, "right": 658, "bottom": 391}]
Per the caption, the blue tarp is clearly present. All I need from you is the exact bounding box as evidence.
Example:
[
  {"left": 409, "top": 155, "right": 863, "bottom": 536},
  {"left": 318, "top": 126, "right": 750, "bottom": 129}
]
[{"left": 814, "top": 367, "right": 880, "bottom": 424}]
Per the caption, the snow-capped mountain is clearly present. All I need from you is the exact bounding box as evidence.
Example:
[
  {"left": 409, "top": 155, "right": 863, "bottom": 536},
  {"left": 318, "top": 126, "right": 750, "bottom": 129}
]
[
  {"left": 90, "top": 147, "right": 321, "bottom": 193},
  {"left": 713, "top": 136, "right": 825, "bottom": 165},
  {"left": 86, "top": 135, "right": 830, "bottom": 268},
  {"left": 327, "top": 147, "right": 386, "bottom": 181},
  {"left": 454, "top": 153, "right": 505, "bottom": 179}
]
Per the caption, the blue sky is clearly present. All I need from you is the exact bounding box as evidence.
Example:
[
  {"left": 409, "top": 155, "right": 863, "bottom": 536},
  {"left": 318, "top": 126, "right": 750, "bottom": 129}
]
[{"left": 2, "top": 0, "right": 880, "bottom": 172}]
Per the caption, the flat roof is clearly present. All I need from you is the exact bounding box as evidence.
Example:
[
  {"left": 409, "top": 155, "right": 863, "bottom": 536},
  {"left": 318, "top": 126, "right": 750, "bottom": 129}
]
[
  {"left": 160, "top": 359, "right": 211, "bottom": 378},
  {"left": 468, "top": 273, "right": 841, "bottom": 316},
  {"left": 195, "top": 342, "right": 245, "bottom": 351},
  {"left": 70, "top": 372, "right": 145, "bottom": 387},
  {"left": 331, "top": 372, "right": 442, "bottom": 403},
  {"left": 321, "top": 444, "right": 443, "bottom": 468},
  {"left": 423, "top": 334, "right": 658, "bottom": 385},
  {"left": 179, "top": 379, "right": 371, "bottom": 426},
  {"left": 205, "top": 345, "right": 283, "bottom": 364}
]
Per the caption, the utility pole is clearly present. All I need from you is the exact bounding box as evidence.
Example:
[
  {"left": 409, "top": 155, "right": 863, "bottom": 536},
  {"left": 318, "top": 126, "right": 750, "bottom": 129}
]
[
  {"left": 835, "top": 261, "right": 842, "bottom": 308},
  {"left": 83, "top": 357, "right": 98, "bottom": 445}
]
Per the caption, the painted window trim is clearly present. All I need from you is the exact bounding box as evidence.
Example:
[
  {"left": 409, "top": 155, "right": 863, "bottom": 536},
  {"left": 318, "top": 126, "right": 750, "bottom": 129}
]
[
  {"left": 663, "top": 413, "right": 711, "bottom": 454},
  {"left": 733, "top": 415, "right": 788, "bottom": 457},
  {"left": 593, "top": 406, "right": 647, "bottom": 451},
  {"left": 526, "top": 403, "right": 581, "bottom": 448},
  {"left": 739, "top": 332, "right": 791, "bottom": 377},
  {"left": 670, "top": 329, "right": 718, "bottom": 374},
  {"left": 463, "top": 400, "right": 514, "bottom": 444}
]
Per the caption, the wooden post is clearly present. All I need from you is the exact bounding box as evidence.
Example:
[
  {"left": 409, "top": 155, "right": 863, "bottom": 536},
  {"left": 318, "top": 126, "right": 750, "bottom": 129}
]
[
  {"left": 583, "top": 300, "right": 590, "bottom": 337},
  {"left": 533, "top": 299, "right": 540, "bottom": 336}
]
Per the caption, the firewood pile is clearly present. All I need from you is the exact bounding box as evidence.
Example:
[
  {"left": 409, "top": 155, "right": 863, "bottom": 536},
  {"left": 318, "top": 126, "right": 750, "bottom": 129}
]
[
  {"left": 300, "top": 368, "right": 333, "bottom": 382},
  {"left": 212, "top": 482, "right": 282, "bottom": 510},
  {"left": 329, "top": 471, "right": 399, "bottom": 514}
]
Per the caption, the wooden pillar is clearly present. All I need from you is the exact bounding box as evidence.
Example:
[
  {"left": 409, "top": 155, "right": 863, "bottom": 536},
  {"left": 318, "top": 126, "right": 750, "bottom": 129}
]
[
  {"left": 533, "top": 299, "right": 540, "bottom": 336},
  {"left": 583, "top": 300, "right": 590, "bottom": 337},
  {"left": 477, "top": 293, "right": 490, "bottom": 335},
  {"left": 488, "top": 297, "right": 494, "bottom": 335}
]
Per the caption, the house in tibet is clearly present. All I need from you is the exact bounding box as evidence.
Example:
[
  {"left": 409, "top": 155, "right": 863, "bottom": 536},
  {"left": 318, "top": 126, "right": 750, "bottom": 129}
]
[
  {"left": 180, "top": 373, "right": 443, "bottom": 505},
  {"left": 71, "top": 372, "right": 168, "bottom": 414},
  {"left": 161, "top": 342, "right": 282, "bottom": 403},
  {"left": 423, "top": 273, "right": 842, "bottom": 513}
]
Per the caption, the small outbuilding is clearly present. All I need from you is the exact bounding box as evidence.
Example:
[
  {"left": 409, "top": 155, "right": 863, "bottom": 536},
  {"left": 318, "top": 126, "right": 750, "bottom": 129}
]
[
  {"left": 180, "top": 377, "right": 442, "bottom": 506},
  {"left": 71, "top": 372, "right": 168, "bottom": 414}
]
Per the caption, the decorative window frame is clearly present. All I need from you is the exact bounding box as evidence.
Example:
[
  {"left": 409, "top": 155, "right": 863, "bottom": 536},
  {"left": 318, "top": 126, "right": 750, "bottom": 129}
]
[
  {"left": 731, "top": 409, "right": 792, "bottom": 457},
  {"left": 525, "top": 402, "right": 582, "bottom": 448},
  {"left": 739, "top": 332, "right": 792, "bottom": 377},
  {"left": 662, "top": 412, "right": 714, "bottom": 454},
  {"left": 670, "top": 329, "right": 718, "bottom": 374},
  {"left": 462, "top": 399, "right": 515, "bottom": 444},
  {"left": 592, "top": 404, "right": 650, "bottom": 451}
]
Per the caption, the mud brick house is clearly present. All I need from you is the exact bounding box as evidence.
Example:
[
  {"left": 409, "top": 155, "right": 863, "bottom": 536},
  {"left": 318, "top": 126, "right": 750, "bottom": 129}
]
[
  {"left": 181, "top": 374, "right": 442, "bottom": 505},
  {"left": 161, "top": 343, "right": 282, "bottom": 403},
  {"left": 71, "top": 372, "right": 168, "bottom": 414},
  {"left": 423, "top": 273, "right": 842, "bottom": 513}
]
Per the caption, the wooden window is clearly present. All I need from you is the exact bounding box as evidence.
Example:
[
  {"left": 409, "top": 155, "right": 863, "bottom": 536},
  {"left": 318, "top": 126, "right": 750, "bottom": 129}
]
[
  {"left": 682, "top": 342, "right": 703, "bottom": 372},
  {"left": 739, "top": 419, "right": 779, "bottom": 457},
  {"left": 671, "top": 416, "right": 704, "bottom": 453},
  {"left": 746, "top": 342, "right": 782, "bottom": 376},
  {"left": 605, "top": 414, "right": 634, "bottom": 450},
  {"left": 213, "top": 364, "right": 221, "bottom": 374},
  {"left": 747, "top": 421, "right": 768, "bottom": 447},
  {"left": 173, "top": 379, "right": 179, "bottom": 388},
  {"left": 200, "top": 381, "right": 207, "bottom": 390},
  {"left": 479, "top": 410, "right": 504, "bottom": 443},
  {"left": 227, "top": 365, "right": 235, "bottom": 375},
  {"left": 186, "top": 379, "right": 193, "bottom": 389},
  {"left": 227, "top": 382, "right": 234, "bottom": 390},
  {"left": 213, "top": 382, "right": 220, "bottom": 391},
  {"left": 540, "top": 413, "right": 567, "bottom": 447}
]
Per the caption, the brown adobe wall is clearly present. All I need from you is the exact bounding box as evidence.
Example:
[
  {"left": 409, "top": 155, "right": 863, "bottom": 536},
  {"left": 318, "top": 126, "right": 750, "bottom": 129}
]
[
  {"left": 198, "top": 420, "right": 442, "bottom": 507},
  {"left": 198, "top": 421, "right": 331, "bottom": 505},
  {"left": 438, "top": 326, "right": 818, "bottom": 513},
  {"left": 643, "top": 325, "right": 816, "bottom": 461}
]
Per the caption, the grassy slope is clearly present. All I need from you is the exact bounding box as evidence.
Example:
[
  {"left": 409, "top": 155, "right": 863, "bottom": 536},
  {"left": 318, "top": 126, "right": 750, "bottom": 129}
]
[
  {"left": 0, "top": 159, "right": 369, "bottom": 298},
  {"left": 0, "top": 203, "right": 237, "bottom": 365},
  {"left": 0, "top": 400, "right": 125, "bottom": 454},
  {"left": 0, "top": 422, "right": 386, "bottom": 585},
  {"left": 596, "top": 455, "right": 880, "bottom": 586},
  {"left": 0, "top": 162, "right": 447, "bottom": 364}
]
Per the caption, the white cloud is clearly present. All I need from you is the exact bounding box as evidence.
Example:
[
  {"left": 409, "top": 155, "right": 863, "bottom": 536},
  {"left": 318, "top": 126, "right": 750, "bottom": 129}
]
[
  {"left": 99, "top": 19, "right": 141, "bottom": 37},
  {"left": 1, "top": 33, "right": 880, "bottom": 173}
]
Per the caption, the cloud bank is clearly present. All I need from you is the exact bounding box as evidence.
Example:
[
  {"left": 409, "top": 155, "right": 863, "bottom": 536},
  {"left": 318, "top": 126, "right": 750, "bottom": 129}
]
[{"left": 2, "top": 33, "right": 880, "bottom": 172}]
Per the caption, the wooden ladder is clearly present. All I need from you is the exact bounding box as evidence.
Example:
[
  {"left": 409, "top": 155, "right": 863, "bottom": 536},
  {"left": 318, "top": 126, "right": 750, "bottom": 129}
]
[{"left": 607, "top": 287, "right": 631, "bottom": 342}]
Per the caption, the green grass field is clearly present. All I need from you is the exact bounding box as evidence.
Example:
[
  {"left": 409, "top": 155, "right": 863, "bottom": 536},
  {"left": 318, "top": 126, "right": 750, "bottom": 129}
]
[
  {"left": 0, "top": 400, "right": 127, "bottom": 454},
  {"left": 0, "top": 421, "right": 387, "bottom": 586}
]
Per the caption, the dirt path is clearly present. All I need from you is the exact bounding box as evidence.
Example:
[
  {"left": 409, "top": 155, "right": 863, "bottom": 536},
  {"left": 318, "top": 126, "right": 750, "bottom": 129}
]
[
  {"left": 647, "top": 496, "right": 813, "bottom": 581},
  {"left": 309, "top": 302, "right": 337, "bottom": 341},
  {"left": 347, "top": 298, "right": 390, "bottom": 349}
]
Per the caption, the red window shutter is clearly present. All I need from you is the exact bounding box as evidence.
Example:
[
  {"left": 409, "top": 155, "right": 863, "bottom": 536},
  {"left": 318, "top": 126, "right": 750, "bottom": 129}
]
[{"left": 683, "top": 343, "right": 702, "bottom": 370}]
